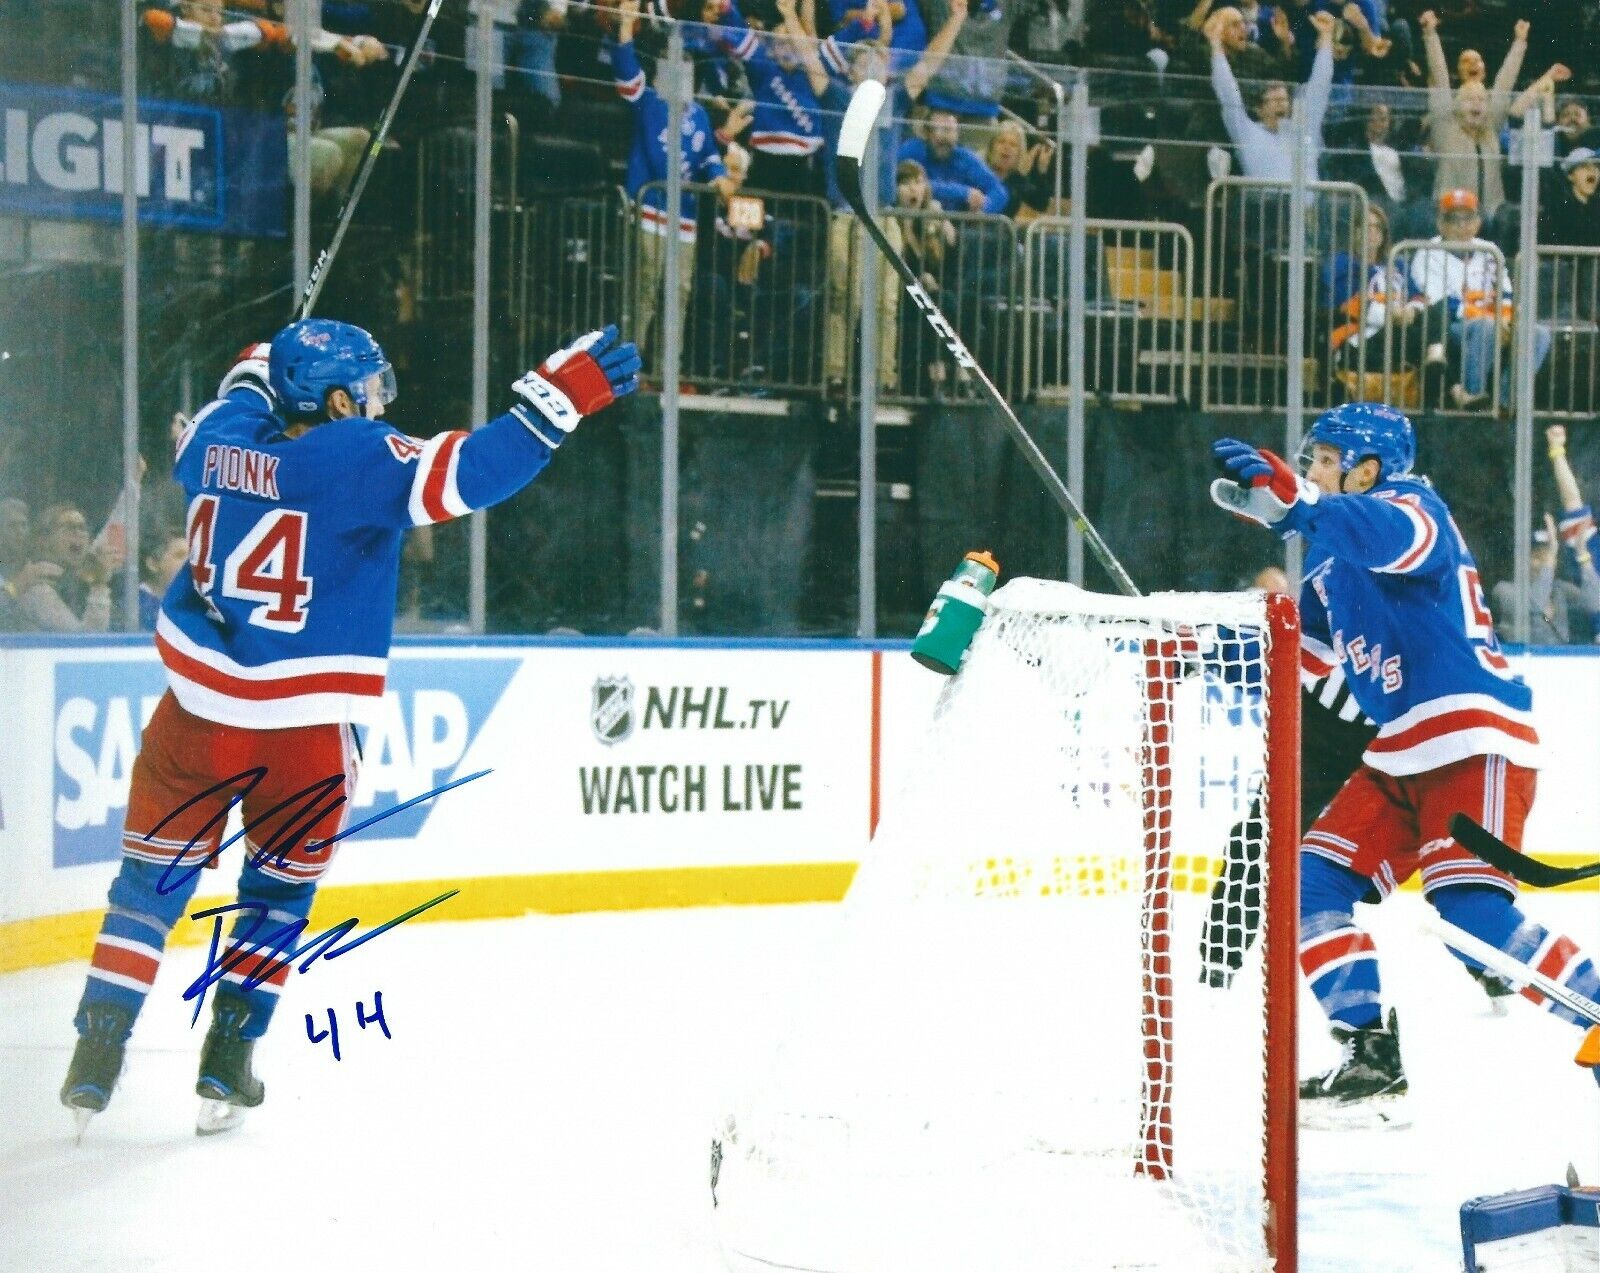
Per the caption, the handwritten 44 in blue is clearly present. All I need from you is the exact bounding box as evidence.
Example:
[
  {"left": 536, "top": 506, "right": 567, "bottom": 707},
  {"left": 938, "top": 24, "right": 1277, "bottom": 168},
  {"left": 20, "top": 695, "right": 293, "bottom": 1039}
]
[{"left": 306, "top": 991, "right": 391, "bottom": 1062}]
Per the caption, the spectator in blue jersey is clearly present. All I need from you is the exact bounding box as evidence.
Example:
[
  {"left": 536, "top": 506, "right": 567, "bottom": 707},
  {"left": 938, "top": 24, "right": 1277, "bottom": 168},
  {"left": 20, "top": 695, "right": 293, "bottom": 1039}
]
[
  {"left": 714, "top": 0, "right": 843, "bottom": 194},
  {"left": 789, "top": 0, "right": 968, "bottom": 389},
  {"left": 1320, "top": 202, "right": 1424, "bottom": 376},
  {"left": 826, "top": 0, "right": 926, "bottom": 65},
  {"left": 1208, "top": 6, "right": 1334, "bottom": 182},
  {"left": 897, "top": 110, "right": 1007, "bottom": 214},
  {"left": 613, "top": 0, "right": 743, "bottom": 371},
  {"left": 138, "top": 531, "right": 189, "bottom": 633}
]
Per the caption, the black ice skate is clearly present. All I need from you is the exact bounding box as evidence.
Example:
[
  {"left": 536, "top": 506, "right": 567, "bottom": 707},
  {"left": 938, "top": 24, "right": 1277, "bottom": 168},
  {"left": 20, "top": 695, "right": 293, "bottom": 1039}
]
[
  {"left": 195, "top": 991, "right": 265, "bottom": 1137},
  {"left": 1462, "top": 962, "right": 1517, "bottom": 1015},
  {"left": 1298, "top": 1008, "right": 1410, "bottom": 1130},
  {"left": 61, "top": 1003, "right": 135, "bottom": 1140}
]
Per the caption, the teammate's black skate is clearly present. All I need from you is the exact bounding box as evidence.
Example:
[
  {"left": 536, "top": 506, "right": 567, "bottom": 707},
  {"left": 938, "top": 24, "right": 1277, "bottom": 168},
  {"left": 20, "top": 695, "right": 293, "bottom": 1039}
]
[
  {"left": 1299, "top": 1008, "right": 1410, "bottom": 1129},
  {"left": 1462, "top": 962, "right": 1517, "bottom": 1014},
  {"left": 195, "top": 991, "right": 264, "bottom": 1136},
  {"left": 61, "top": 1003, "right": 135, "bottom": 1137}
]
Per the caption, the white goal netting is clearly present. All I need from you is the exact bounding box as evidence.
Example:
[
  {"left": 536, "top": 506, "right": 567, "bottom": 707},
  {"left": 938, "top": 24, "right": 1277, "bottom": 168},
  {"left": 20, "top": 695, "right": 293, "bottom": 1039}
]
[{"left": 713, "top": 579, "right": 1295, "bottom": 1273}]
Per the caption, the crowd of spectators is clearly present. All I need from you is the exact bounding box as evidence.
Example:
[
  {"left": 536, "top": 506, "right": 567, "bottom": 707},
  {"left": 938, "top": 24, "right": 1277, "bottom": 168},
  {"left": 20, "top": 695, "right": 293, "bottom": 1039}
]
[{"left": 8, "top": 1, "right": 1600, "bottom": 638}]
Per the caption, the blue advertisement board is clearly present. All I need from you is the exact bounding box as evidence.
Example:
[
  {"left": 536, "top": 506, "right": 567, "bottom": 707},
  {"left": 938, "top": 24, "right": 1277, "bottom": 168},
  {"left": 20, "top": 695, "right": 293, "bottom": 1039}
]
[
  {"left": 0, "top": 82, "right": 287, "bottom": 237},
  {"left": 52, "top": 658, "right": 520, "bottom": 869}
]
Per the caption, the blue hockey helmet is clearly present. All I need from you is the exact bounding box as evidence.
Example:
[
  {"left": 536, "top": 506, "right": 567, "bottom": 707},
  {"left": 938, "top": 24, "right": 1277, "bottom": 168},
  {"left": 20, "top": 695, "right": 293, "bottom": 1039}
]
[
  {"left": 1301, "top": 401, "right": 1415, "bottom": 480},
  {"left": 269, "top": 319, "right": 397, "bottom": 418}
]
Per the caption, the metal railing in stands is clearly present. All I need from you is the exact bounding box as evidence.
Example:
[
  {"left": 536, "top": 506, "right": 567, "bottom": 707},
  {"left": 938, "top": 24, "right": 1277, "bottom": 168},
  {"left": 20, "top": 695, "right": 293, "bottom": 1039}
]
[
  {"left": 1528, "top": 245, "right": 1600, "bottom": 419},
  {"left": 1382, "top": 238, "right": 1510, "bottom": 418},
  {"left": 413, "top": 115, "right": 520, "bottom": 308},
  {"left": 846, "top": 207, "right": 1022, "bottom": 405},
  {"left": 632, "top": 180, "right": 832, "bottom": 394},
  {"left": 1200, "top": 177, "right": 1367, "bottom": 413},
  {"left": 508, "top": 187, "right": 630, "bottom": 375},
  {"left": 1022, "top": 216, "right": 1193, "bottom": 405}
]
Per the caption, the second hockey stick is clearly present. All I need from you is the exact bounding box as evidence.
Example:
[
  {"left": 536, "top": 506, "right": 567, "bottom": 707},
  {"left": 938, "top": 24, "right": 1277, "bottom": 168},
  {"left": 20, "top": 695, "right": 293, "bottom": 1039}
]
[
  {"left": 294, "top": 0, "right": 445, "bottom": 320},
  {"left": 834, "top": 81, "right": 1141, "bottom": 600},
  {"left": 1449, "top": 814, "right": 1600, "bottom": 888},
  {"left": 1415, "top": 909, "right": 1600, "bottom": 1028}
]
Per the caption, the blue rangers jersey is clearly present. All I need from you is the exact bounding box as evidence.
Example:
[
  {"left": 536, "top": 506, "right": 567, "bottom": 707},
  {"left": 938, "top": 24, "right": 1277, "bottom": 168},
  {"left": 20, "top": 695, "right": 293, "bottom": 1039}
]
[
  {"left": 719, "top": 9, "right": 828, "bottom": 157},
  {"left": 612, "top": 40, "right": 728, "bottom": 240},
  {"left": 157, "top": 381, "right": 566, "bottom": 729},
  {"left": 1295, "top": 475, "right": 1538, "bottom": 776}
]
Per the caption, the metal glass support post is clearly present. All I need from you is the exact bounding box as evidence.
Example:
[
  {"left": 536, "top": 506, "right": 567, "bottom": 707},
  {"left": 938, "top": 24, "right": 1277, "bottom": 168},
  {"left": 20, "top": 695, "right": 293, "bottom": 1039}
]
[
  {"left": 1283, "top": 102, "right": 1309, "bottom": 585},
  {"left": 660, "top": 23, "right": 686, "bottom": 635},
  {"left": 468, "top": 1, "right": 494, "bottom": 633},
  {"left": 1511, "top": 109, "right": 1546, "bottom": 644},
  {"left": 293, "top": 0, "right": 313, "bottom": 296},
  {"left": 120, "top": 0, "right": 142, "bottom": 630},
  {"left": 857, "top": 119, "right": 880, "bottom": 637},
  {"left": 1066, "top": 76, "right": 1090, "bottom": 586},
  {"left": 1004, "top": 52, "right": 1065, "bottom": 211}
]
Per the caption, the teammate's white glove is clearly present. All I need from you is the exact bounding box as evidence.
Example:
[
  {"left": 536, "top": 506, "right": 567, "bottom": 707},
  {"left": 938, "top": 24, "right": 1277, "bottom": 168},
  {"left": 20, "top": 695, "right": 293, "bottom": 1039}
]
[
  {"left": 1209, "top": 438, "right": 1319, "bottom": 533},
  {"left": 510, "top": 324, "right": 641, "bottom": 446},
  {"left": 218, "top": 342, "right": 275, "bottom": 404}
]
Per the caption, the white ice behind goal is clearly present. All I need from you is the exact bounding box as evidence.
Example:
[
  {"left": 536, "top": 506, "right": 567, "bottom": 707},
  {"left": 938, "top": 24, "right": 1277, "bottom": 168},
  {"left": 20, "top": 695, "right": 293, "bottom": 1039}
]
[{"left": 713, "top": 579, "right": 1300, "bottom": 1273}]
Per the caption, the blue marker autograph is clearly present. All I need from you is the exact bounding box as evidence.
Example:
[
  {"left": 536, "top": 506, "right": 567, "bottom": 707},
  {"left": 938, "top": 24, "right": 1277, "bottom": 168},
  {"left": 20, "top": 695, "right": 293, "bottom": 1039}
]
[
  {"left": 182, "top": 890, "right": 457, "bottom": 1026},
  {"left": 145, "top": 766, "right": 491, "bottom": 898}
]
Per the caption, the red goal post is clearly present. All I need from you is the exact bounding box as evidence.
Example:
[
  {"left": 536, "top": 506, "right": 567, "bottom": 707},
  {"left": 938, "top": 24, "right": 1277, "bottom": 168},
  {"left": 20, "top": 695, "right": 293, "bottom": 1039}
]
[{"left": 715, "top": 582, "right": 1302, "bottom": 1273}]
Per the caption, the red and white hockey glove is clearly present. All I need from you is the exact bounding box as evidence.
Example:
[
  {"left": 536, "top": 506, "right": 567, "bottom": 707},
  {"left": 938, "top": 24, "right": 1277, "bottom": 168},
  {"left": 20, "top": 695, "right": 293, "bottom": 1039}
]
[
  {"left": 510, "top": 325, "right": 641, "bottom": 447},
  {"left": 218, "top": 342, "right": 275, "bottom": 405},
  {"left": 1209, "top": 437, "right": 1318, "bottom": 534}
]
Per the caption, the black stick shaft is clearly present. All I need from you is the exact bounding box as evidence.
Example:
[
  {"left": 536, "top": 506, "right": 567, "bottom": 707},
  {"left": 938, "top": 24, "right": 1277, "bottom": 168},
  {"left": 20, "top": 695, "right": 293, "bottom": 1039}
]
[
  {"left": 294, "top": 0, "right": 445, "bottom": 321},
  {"left": 1450, "top": 813, "right": 1600, "bottom": 888},
  {"left": 833, "top": 87, "right": 1140, "bottom": 599}
]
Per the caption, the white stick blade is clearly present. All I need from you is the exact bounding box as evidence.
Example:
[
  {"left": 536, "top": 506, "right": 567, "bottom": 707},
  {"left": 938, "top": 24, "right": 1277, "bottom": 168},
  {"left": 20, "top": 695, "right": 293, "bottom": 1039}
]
[{"left": 839, "top": 80, "right": 888, "bottom": 163}]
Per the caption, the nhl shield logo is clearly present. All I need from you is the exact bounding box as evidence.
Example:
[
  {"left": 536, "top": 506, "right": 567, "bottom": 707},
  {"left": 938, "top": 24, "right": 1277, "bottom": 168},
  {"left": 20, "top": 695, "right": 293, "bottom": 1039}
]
[{"left": 591, "top": 677, "right": 635, "bottom": 745}]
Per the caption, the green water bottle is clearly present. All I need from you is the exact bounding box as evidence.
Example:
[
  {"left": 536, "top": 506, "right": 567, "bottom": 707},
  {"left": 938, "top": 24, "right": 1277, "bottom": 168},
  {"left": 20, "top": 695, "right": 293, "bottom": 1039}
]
[{"left": 911, "top": 550, "right": 1001, "bottom": 675}]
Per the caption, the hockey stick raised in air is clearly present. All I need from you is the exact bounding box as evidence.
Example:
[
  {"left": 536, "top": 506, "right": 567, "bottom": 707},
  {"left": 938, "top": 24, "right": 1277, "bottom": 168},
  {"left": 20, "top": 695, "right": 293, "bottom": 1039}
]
[
  {"left": 1415, "top": 908, "right": 1600, "bottom": 1028},
  {"left": 834, "top": 81, "right": 1141, "bottom": 600},
  {"left": 1449, "top": 814, "right": 1600, "bottom": 888},
  {"left": 294, "top": 0, "right": 445, "bottom": 320}
]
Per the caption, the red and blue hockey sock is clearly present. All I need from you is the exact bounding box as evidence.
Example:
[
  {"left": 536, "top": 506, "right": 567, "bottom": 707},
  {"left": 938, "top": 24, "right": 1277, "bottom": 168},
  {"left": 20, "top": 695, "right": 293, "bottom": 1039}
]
[
  {"left": 1430, "top": 884, "right": 1600, "bottom": 1027},
  {"left": 1299, "top": 853, "right": 1383, "bottom": 1031},
  {"left": 75, "top": 857, "right": 202, "bottom": 1036},
  {"left": 212, "top": 868, "right": 319, "bottom": 1041}
]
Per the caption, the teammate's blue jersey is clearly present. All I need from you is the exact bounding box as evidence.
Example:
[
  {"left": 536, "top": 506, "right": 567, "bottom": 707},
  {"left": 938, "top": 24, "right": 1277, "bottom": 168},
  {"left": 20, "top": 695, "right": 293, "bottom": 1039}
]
[
  {"left": 157, "top": 382, "right": 564, "bottom": 729},
  {"left": 611, "top": 41, "right": 728, "bottom": 240},
  {"left": 1294, "top": 474, "right": 1538, "bottom": 776}
]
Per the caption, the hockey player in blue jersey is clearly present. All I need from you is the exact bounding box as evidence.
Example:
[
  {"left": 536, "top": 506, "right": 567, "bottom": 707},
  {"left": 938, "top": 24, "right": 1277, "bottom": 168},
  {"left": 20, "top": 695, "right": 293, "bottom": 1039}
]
[
  {"left": 1212, "top": 402, "right": 1600, "bottom": 1125},
  {"left": 60, "top": 318, "right": 640, "bottom": 1135}
]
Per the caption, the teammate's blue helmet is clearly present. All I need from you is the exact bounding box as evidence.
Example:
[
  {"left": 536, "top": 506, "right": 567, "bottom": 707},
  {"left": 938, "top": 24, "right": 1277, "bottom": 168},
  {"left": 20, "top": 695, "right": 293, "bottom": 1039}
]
[
  {"left": 1301, "top": 401, "right": 1415, "bottom": 480},
  {"left": 269, "top": 319, "right": 397, "bottom": 419}
]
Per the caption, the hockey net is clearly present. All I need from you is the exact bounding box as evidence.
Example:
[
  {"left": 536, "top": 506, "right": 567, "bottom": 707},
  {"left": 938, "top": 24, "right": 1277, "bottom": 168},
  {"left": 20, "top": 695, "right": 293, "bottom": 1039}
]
[{"left": 714, "top": 580, "right": 1300, "bottom": 1273}]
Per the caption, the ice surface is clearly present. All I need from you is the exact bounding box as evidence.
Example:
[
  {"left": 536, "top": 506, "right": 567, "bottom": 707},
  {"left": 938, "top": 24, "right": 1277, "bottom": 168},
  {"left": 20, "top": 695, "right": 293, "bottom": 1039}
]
[{"left": 3, "top": 894, "right": 1597, "bottom": 1272}]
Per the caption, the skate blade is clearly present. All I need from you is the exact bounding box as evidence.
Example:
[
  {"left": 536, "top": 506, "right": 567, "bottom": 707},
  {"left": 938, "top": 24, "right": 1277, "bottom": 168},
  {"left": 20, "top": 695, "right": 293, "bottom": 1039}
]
[
  {"left": 1299, "top": 1093, "right": 1411, "bottom": 1132},
  {"left": 196, "top": 1098, "right": 247, "bottom": 1137}
]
